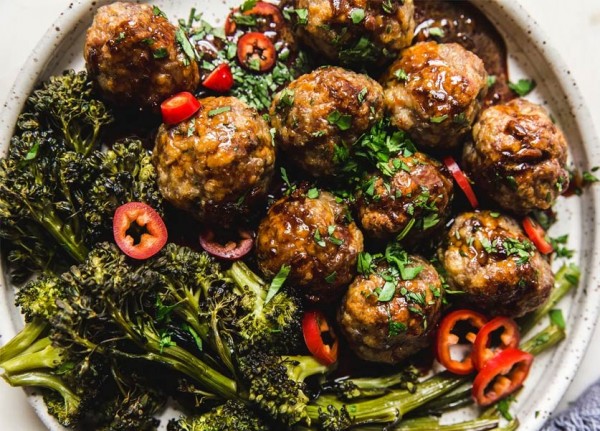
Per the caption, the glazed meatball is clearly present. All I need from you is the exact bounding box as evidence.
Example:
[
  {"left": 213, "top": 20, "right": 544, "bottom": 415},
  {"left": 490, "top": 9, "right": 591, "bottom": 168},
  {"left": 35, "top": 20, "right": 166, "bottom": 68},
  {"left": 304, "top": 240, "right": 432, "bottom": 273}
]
[
  {"left": 356, "top": 151, "right": 454, "bottom": 240},
  {"left": 338, "top": 256, "right": 443, "bottom": 364},
  {"left": 270, "top": 66, "right": 384, "bottom": 176},
  {"left": 285, "top": 0, "right": 415, "bottom": 66},
  {"left": 438, "top": 211, "right": 554, "bottom": 317},
  {"left": 382, "top": 42, "right": 488, "bottom": 150},
  {"left": 256, "top": 190, "right": 364, "bottom": 303},
  {"left": 462, "top": 98, "right": 569, "bottom": 214},
  {"left": 153, "top": 97, "right": 275, "bottom": 226},
  {"left": 84, "top": 2, "right": 200, "bottom": 110}
]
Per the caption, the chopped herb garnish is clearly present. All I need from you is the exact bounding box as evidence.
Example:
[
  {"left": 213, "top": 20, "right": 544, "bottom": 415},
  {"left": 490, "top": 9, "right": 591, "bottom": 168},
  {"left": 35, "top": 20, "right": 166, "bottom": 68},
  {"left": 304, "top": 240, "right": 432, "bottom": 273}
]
[
  {"left": 264, "top": 265, "right": 291, "bottom": 304},
  {"left": 382, "top": 0, "right": 394, "bottom": 14},
  {"left": 453, "top": 112, "right": 468, "bottom": 125},
  {"left": 388, "top": 320, "right": 406, "bottom": 336},
  {"left": 430, "top": 115, "right": 448, "bottom": 124},
  {"left": 116, "top": 32, "right": 126, "bottom": 42},
  {"left": 314, "top": 229, "right": 326, "bottom": 247},
  {"left": 377, "top": 280, "right": 397, "bottom": 302},
  {"left": 207, "top": 106, "right": 231, "bottom": 117},
  {"left": 141, "top": 37, "right": 155, "bottom": 46},
  {"left": 508, "top": 78, "right": 536, "bottom": 97},
  {"left": 23, "top": 141, "right": 40, "bottom": 162},
  {"left": 153, "top": 48, "right": 169, "bottom": 59},
  {"left": 284, "top": 8, "right": 309, "bottom": 25},
  {"left": 176, "top": 28, "right": 197, "bottom": 64},
  {"left": 307, "top": 188, "right": 320, "bottom": 199},
  {"left": 506, "top": 175, "right": 518, "bottom": 190},
  {"left": 187, "top": 121, "right": 196, "bottom": 138},
  {"left": 357, "top": 87, "right": 368, "bottom": 103},
  {"left": 582, "top": 170, "right": 600, "bottom": 183},
  {"left": 428, "top": 27, "right": 445, "bottom": 38},
  {"left": 357, "top": 252, "right": 375, "bottom": 275},
  {"left": 549, "top": 309, "right": 566, "bottom": 330},
  {"left": 422, "top": 213, "right": 439, "bottom": 230},
  {"left": 487, "top": 75, "right": 497, "bottom": 87},
  {"left": 550, "top": 234, "right": 574, "bottom": 259},
  {"left": 280, "top": 167, "right": 296, "bottom": 195},
  {"left": 394, "top": 68, "right": 408, "bottom": 81},
  {"left": 278, "top": 89, "right": 295, "bottom": 108},
  {"left": 240, "top": 0, "right": 258, "bottom": 12},
  {"left": 153, "top": 6, "right": 167, "bottom": 18},
  {"left": 327, "top": 110, "right": 352, "bottom": 131},
  {"left": 325, "top": 271, "right": 337, "bottom": 284},
  {"left": 350, "top": 8, "right": 365, "bottom": 24},
  {"left": 496, "top": 396, "right": 515, "bottom": 421}
]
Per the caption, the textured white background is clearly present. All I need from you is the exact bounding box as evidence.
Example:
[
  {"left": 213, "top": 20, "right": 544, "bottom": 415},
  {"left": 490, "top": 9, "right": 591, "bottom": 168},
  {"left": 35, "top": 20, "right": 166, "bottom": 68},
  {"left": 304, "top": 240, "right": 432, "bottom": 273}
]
[{"left": 0, "top": 0, "right": 598, "bottom": 429}]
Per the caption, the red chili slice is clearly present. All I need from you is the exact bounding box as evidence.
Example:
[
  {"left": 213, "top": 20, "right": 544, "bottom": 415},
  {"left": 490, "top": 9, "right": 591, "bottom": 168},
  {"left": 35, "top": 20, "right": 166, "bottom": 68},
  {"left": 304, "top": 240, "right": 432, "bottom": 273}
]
[
  {"left": 160, "top": 92, "right": 201, "bottom": 125},
  {"left": 302, "top": 310, "right": 339, "bottom": 366},
  {"left": 202, "top": 63, "right": 234, "bottom": 92},
  {"left": 522, "top": 216, "right": 553, "bottom": 255},
  {"left": 237, "top": 32, "right": 276, "bottom": 72},
  {"left": 436, "top": 309, "right": 488, "bottom": 375},
  {"left": 113, "top": 202, "right": 168, "bottom": 260},
  {"left": 472, "top": 317, "right": 520, "bottom": 371},
  {"left": 472, "top": 348, "right": 534, "bottom": 406},
  {"left": 443, "top": 156, "right": 479, "bottom": 209},
  {"left": 199, "top": 229, "right": 253, "bottom": 261},
  {"left": 225, "top": 2, "right": 284, "bottom": 36}
]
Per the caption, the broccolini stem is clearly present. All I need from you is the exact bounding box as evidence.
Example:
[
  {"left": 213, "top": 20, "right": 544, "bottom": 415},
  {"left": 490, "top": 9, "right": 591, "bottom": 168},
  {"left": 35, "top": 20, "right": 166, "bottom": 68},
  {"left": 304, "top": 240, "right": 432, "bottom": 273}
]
[
  {"left": 36, "top": 209, "right": 88, "bottom": 263},
  {"left": 519, "top": 264, "right": 580, "bottom": 333},
  {"left": 2, "top": 370, "right": 80, "bottom": 405},
  {"left": 520, "top": 324, "right": 566, "bottom": 356},
  {"left": 379, "top": 416, "right": 499, "bottom": 430},
  {"left": 228, "top": 261, "right": 268, "bottom": 301},
  {"left": 0, "top": 341, "right": 63, "bottom": 374},
  {"left": 0, "top": 318, "right": 47, "bottom": 363}
]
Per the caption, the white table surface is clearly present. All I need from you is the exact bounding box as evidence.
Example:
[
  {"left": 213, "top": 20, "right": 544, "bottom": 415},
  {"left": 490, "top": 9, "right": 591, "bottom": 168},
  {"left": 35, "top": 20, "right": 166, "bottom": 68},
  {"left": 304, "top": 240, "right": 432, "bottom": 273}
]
[{"left": 0, "top": 1, "right": 599, "bottom": 429}]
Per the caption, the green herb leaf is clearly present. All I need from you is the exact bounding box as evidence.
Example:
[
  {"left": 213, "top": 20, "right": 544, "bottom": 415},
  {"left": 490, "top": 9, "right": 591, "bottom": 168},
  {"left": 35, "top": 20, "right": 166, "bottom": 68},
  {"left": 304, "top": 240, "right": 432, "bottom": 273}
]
[
  {"left": 377, "top": 280, "right": 396, "bottom": 302},
  {"left": 23, "top": 141, "right": 40, "bottom": 161},
  {"left": 141, "top": 37, "right": 155, "bottom": 46},
  {"left": 153, "top": 48, "right": 169, "bottom": 59},
  {"left": 394, "top": 68, "right": 408, "bottom": 81},
  {"left": 264, "top": 265, "right": 291, "bottom": 304},
  {"left": 357, "top": 87, "right": 368, "bottom": 103},
  {"left": 325, "top": 271, "right": 337, "bottom": 284},
  {"left": 430, "top": 115, "right": 448, "bottom": 124},
  {"left": 314, "top": 229, "right": 326, "bottom": 247},
  {"left": 358, "top": 252, "right": 375, "bottom": 275},
  {"left": 240, "top": 0, "right": 258, "bottom": 12},
  {"left": 350, "top": 8, "right": 365, "bottom": 24},
  {"left": 549, "top": 309, "right": 566, "bottom": 330},
  {"left": 153, "top": 5, "right": 167, "bottom": 18},
  {"left": 487, "top": 75, "right": 497, "bottom": 87},
  {"left": 496, "top": 396, "right": 514, "bottom": 421},
  {"left": 508, "top": 78, "right": 536, "bottom": 97},
  {"left": 327, "top": 110, "right": 352, "bottom": 131},
  {"left": 208, "top": 106, "right": 231, "bottom": 117},
  {"left": 176, "top": 27, "right": 197, "bottom": 63},
  {"left": 428, "top": 27, "right": 445, "bottom": 38},
  {"left": 583, "top": 170, "right": 600, "bottom": 183},
  {"left": 307, "top": 188, "right": 320, "bottom": 199}
]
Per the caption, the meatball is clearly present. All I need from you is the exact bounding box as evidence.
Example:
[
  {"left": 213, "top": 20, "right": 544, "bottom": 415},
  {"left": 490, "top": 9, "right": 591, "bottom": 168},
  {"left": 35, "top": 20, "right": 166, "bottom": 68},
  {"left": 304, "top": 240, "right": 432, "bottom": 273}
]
[
  {"left": 256, "top": 190, "right": 364, "bottom": 303},
  {"left": 382, "top": 42, "right": 488, "bottom": 150},
  {"left": 438, "top": 211, "right": 554, "bottom": 317},
  {"left": 84, "top": 2, "right": 200, "bottom": 110},
  {"left": 286, "top": 0, "right": 415, "bottom": 66},
  {"left": 153, "top": 97, "right": 275, "bottom": 226},
  {"left": 270, "top": 66, "right": 384, "bottom": 176},
  {"left": 355, "top": 151, "right": 454, "bottom": 240},
  {"left": 462, "top": 98, "right": 569, "bottom": 214},
  {"left": 338, "top": 256, "right": 443, "bottom": 364}
]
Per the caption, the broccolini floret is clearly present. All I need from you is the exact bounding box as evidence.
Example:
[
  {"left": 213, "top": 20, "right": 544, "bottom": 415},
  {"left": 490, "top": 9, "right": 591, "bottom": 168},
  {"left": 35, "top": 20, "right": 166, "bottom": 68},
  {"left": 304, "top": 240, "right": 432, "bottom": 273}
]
[{"left": 167, "top": 400, "right": 270, "bottom": 431}]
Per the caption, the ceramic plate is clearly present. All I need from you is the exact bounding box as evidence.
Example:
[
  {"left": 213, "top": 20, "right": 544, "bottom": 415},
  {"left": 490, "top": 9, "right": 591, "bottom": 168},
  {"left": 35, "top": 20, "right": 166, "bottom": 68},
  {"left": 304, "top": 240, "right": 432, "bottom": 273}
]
[{"left": 1, "top": 1, "right": 599, "bottom": 430}]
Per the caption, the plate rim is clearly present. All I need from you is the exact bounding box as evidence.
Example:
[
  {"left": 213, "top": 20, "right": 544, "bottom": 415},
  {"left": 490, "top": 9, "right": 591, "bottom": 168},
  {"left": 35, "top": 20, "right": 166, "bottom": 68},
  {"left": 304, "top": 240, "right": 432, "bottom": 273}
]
[{"left": 0, "top": 1, "right": 598, "bottom": 430}]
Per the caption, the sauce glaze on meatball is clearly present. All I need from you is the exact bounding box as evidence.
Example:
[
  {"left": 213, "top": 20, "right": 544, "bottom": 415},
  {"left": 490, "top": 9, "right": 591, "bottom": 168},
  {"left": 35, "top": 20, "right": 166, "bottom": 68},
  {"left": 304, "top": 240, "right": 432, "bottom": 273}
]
[
  {"left": 84, "top": 2, "right": 200, "bottom": 110},
  {"left": 338, "top": 256, "right": 443, "bottom": 364},
  {"left": 285, "top": 0, "right": 415, "bottom": 66},
  {"left": 355, "top": 151, "right": 454, "bottom": 240},
  {"left": 256, "top": 190, "right": 364, "bottom": 303},
  {"left": 438, "top": 211, "right": 554, "bottom": 317},
  {"left": 153, "top": 97, "right": 275, "bottom": 226},
  {"left": 270, "top": 66, "right": 384, "bottom": 177},
  {"left": 382, "top": 42, "right": 488, "bottom": 150},
  {"left": 462, "top": 98, "right": 569, "bottom": 214}
]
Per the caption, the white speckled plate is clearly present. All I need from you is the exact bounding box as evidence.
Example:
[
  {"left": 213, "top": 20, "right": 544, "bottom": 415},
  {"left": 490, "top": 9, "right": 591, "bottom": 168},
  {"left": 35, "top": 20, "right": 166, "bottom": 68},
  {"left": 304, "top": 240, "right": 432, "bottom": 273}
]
[{"left": 0, "top": 1, "right": 598, "bottom": 430}]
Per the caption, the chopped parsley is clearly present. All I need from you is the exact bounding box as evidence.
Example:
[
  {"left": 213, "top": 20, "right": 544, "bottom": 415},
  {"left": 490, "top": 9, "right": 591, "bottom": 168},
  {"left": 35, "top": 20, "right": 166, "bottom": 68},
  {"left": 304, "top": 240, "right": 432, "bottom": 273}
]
[
  {"left": 430, "top": 115, "right": 448, "bottom": 124},
  {"left": 307, "top": 188, "right": 320, "bottom": 199},
  {"left": 549, "top": 234, "right": 574, "bottom": 259},
  {"left": 240, "top": 0, "right": 258, "bottom": 12},
  {"left": 141, "top": 37, "right": 155, "bottom": 46},
  {"left": 176, "top": 28, "right": 197, "bottom": 65},
  {"left": 428, "top": 27, "right": 445, "bottom": 38},
  {"left": 377, "top": 279, "right": 396, "bottom": 302},
  {"left": 152, "top": 48, "right": 169, "bottom": 59},
  {"left": 116, "top": 32, "right": 126, "bottom": 43},
  {"left": 339, "top": 36, "right": 382, "bottom": 64},
  {"left": 582, "top": 170, "right": 600, "bottom": 183},
  {"left": 327, "top": 110, "right": 352, "bottom": 131},
  {"left": 325, "top": 271, "right": 337, "bottom": 284},
  {"left": 357, "top": 87, "right": 368, "bottom": 103},
  {"left": 487, "top": 75, "right": 497, "bottom": 87},
  {"left": 278, "top": 89, "right": 295, "bottom": 108},
  {"left": 280, "top": 167, "right": 296, "bottom": 195},
  {"left": 207, "top": 106, "right": 231, "bottom": 117},
  {"left": 153, "top": 5, "right": 167, "bottom": 18},
  {"left": 265, "top": 265, "right": 291, "bottom": 304},
  {"left": 313, "top": 229, "right": 326, "bottom": 247},
  {"left": 284, "top": 8, "right": 309, "bottom": 25},
  {"left": 350, "top": 8, "right": 365, "bottom": 24},
  {"left": 382, "top": 0, "right": 395, "bottom": 14},
  {"left": 394, "top": 68, "right": 409, "bottom": 81},
  {"left": 508, "top": 78, "right": 536, "bottom": 97}
]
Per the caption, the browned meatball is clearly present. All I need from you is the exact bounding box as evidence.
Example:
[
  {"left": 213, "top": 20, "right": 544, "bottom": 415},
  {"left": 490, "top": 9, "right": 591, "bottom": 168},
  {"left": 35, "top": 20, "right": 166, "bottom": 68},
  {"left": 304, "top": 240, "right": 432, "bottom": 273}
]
[
  {"left": 438, "top": 211, "right": 554, "bottom": 317},
  {"left": 462, "top": 98, "right": 569, "bottom": 214},
  {"left": 285, "top": 0, "right": 415, "bottom": 66},
  {"left": 382, "top": 42, "right": 488, "bottom": 150},
  {"left": 256, "top": 190, "right": 364, "bottom": 303},
  {"left": 338, "top": 255, "right": 443, "bottom": 364},
  {"left": 84, "top": 2, "right": 200, "bottom": 110},
  {"left": 356, "top": 151, "right": 454, "bottom": 240},
  {"left": 153, "top": 97, "right": 275, "bottom": 226},
  {"left": 270, "top": 66, "right": 384, "bottom": 176}
]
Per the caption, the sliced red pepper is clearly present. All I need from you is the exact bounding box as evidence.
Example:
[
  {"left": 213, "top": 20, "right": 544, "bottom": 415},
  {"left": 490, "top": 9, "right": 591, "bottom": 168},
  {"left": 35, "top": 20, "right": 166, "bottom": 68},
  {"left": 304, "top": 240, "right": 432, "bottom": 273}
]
[
  {"left": 444, "top": 156, "right": 479, "bottom": 209},
  {"left": 436, "top": 309, "right": 488, "bottom": 375},
  {"left": 522, "top": 216, "right": 553, "bottom": 255},
  {"left": 472, "top": 348, "right": 534, "bottom": 406},
  {"left": 198, "top": 229, "right": 253, "bottom": 261},
  {"left": 113, "top": 202, "right": 168, "bottom": 260},
  {"left": 160, "top": 92, "right": 201, "bottom": 126},
  {"left": 472, "top": 317, "right": 520, "bottom": 370},
  {"left": 225, "top": 2, "right": 284, "bottom": 36},
  {"left": 237, "top": 32, "right": 276, "bottom": 73},
  {"left": 202, "top": 63, "right": 234, "bottom": 92},
  {"left": 302, "top": 310, "right": 338, "bottom": 366}
]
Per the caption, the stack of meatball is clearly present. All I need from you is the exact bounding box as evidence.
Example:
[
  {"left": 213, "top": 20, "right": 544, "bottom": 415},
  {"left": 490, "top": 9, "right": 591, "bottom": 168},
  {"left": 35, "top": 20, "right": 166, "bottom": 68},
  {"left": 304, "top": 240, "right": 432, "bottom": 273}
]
[{"left": 85, "top": 1, "right": 569, "bottom": 365}]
